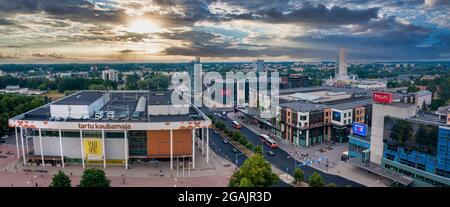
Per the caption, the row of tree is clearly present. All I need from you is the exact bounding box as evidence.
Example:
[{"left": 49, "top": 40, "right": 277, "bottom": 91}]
[
  {"left": 50, "top": 168, "right": 110, "bottom": 187},
  {"left": 0, "top": 94, "right": 45, "bottom": 137}
]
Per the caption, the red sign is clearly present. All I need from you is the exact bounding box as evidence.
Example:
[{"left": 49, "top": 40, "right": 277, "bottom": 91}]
[{"left": 373, "top": 92, "right": 393, "bottom": 104}]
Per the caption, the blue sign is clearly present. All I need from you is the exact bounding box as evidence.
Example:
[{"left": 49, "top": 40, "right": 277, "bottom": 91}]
[{"left": 352, "top": 122, "right": 367, "bottom": 137}]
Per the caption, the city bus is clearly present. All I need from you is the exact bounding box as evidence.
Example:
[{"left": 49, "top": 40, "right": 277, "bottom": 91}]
[
  {"left": 258, "top": 134, "right": 278, "bottom": 148},
  {"left": 232, "top": 121, "right": 242, "bottom": 129}
]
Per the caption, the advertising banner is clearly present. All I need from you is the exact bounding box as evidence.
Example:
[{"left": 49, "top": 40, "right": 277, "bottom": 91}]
[{"left": 83, "top": 138, "right": 103, "bottom": 160}]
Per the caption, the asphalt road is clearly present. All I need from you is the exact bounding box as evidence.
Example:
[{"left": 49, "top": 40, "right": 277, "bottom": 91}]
[
  {"left": 204, "top": 108, "right": 364, "bottom": 187},
  {"left": 208, "top": 128, "right": 291, "bottom": 187}
]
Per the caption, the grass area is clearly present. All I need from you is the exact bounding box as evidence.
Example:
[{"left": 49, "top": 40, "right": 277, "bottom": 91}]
[{"left": 44, "top": 90, "right": 65, "bottom": 101}]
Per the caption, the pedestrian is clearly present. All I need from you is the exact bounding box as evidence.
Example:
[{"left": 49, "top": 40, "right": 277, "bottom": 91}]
[
  {"left": 70, "top": 172, "right": 73, "bottom": 176},
  {"left": 35, "top": 182, "right": 38, "bottom": 187}
]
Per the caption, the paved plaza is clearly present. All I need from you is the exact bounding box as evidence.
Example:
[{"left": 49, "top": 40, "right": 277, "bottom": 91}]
[{"left": 0, "top": 143, "right": 235, "bottom": 187}]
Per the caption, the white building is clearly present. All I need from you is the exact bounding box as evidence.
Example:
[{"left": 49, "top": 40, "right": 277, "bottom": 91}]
[
  {"left": 335, "top": 48, "right": 348, "bottom": 80},
  {"left": 102, "top": 69, "right": 119, "bottom": 82},
  {"left": 415, "top": 90, "right": 432, "bottom": 109},
  {"left": 0, "top": 70, "right": 4, "bottom": 76},
  {"left": 253, "top": 59, "right": 264, "bottom": 72}
]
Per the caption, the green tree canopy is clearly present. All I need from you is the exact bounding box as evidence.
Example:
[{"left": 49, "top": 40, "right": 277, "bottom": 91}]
[
  {"left": 293, "top": 168, "right": 304, "bottom": 184},
  {"left": 254, "top": 145, "right": 263, "bottom": 155},
  {"left": 228, "top": 154, "right": 279, "bottom": 187},
  {"left": 308, "top": 172, "right": 324, "bottom": 187},
  {"left": 49, "top": 170, "right": 71, "bottom": 187},
  {"left": 326, "top": 183, "right": 337, "bottom": 187},
  {"left": 79, "top": 168, "right": 111, "bottom": 187}
]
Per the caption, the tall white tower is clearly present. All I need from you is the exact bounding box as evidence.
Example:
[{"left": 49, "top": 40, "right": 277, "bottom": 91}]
[
  {"left": 192, "top": 57, "right": 203, "bottom": 106},
  {"left": 335, "top": 48, "right": 348, "bottom": 80},
  {"left": 253, "top": 59, "right": 264, "bottom": 72}
]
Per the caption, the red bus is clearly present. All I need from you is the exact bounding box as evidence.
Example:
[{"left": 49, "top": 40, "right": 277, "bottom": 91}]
[
  {"left": 259, "top": 134, "right": 278, "bottom": 148},
  {"left": 232, "top": 121, "right": 242, "bottom": 129}
]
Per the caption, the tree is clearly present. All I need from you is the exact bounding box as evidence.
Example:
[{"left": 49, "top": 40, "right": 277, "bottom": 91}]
[
  {"left": 228, "top": 154, "right": 279, "bottom": 187},
  {"left": 238, "top": 178, "right": 254, "bottom": 187},
  {"left": 308, "top": 172, "right": 324, "bottom": 187},
  {"left": 407, "top": 85, "right": 418, "bottom": 93},
  {"left": 326, "top": 183, "right": 337, "bottom": 187},
  {"left": 293, "top": 168, "right": 304, "bottom": 184},
  {"left": 79, "top": 168, "right": 111, "bottom": 187},
  {"left": 254, "top": 146, "right": 263, "bottom": 155},
  {"left": 49, "top": 170, "right": 71, "bottom": 187}
]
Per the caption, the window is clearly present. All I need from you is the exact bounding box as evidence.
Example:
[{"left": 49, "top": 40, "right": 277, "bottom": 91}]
[
  {"left": 83, "top": 131, "right": 102, "bottom": 138},
  {"left": 300, "top": 115, "right": 307, "bottom": 121}
]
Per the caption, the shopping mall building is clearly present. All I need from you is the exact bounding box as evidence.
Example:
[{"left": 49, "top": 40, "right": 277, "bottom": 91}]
[{"left": 8, "top": 90, "right": 211, "bottom": 169}]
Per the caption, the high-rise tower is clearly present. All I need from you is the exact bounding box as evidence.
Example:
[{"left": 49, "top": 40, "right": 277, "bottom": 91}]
[{"left": 335, "top": 48, "right": 348, "bottom": 80}]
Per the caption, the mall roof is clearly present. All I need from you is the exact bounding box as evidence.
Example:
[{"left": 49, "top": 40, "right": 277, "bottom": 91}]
[{"left": 52, "top": 91, "right": 104, "bottom": 105}]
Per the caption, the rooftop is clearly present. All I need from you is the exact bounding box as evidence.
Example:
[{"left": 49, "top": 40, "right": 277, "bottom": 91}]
[
  {"left": 16, "top": 90, "right": 206, "bottom": 123},
  {"left": 52, "top": 91, "right": 104, "bottom": 105}
]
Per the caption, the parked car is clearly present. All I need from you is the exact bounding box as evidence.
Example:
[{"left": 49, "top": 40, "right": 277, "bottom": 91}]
[
  {"left": 232, "top": 148, "right": 238, "bottom": 153},
  {"left": 223, "top": 139, "right": 228, "bottom": 144},
  {"left": 1, "top": 135, "right": 8, "bottom": 139},
  {"left": 266, "top": 150, "right": 275, "bottom": 156}
]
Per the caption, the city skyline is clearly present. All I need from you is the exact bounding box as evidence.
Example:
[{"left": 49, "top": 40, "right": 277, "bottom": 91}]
[{"left": 0, "top": 0, "right": 449, "bottom": 63}]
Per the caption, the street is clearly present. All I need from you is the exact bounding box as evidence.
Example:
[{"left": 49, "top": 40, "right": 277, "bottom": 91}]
[{"left": 204, "top": 108, "right": 364, "bottom": 187}]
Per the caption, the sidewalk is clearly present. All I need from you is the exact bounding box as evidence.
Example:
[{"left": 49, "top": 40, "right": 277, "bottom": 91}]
[{"left": 0, "top": 143, "right": 235, "bottom": 187}]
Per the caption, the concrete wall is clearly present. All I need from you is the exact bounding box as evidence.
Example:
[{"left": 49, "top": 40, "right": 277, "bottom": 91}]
[
  {"left": 370, "top": 103, "right": 417, "bottom": 165},
  {"left": 50, "top": 105, "right": 90, "bottom": 119},
  {"left": 33, "top": 136, "right": 125, "bottom": 160}
]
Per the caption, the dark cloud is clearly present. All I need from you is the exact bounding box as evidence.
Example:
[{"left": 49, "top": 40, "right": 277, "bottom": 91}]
[
  {"left": 0, "top": 0, "right": 128, "bottom": 24},
  {"left": 0, "top": 19, "right": 16, "bottom": 26},
  {"left": 117, "top": 49, "right": 146, "bottom": 54},
  {"left": 226, "top": 3, "right": 379, "bottom": 26},
  {"left": 32, "top": 52, "right": 67, "bottom": 59},
  {"left": 0, "top": 53, "right": 20, "bottom": 59}
]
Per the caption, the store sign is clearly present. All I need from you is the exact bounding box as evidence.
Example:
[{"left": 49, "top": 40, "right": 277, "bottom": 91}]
[
  {"left": 83, "top": 139, "right": 103, "bottom": 160},
  {"left": 373, "top": 92, "right": 393, "bottom": 104},
  {"left": 352, "top": 122, "right": 367, "bottom": 137},
  {"left": 78, "top": 123, "right": 131, "bottom": 130}
]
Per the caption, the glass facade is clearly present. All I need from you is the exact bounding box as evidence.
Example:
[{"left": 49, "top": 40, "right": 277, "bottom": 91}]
[
  {"left": 348, "top": 136, "right": 370, "bottom": 159},
  {"left": 128, "top": 130, "right": 147, "bottom": 156},
  {"left": 382, "top": 117, "right": 450, "bottom": 187}
]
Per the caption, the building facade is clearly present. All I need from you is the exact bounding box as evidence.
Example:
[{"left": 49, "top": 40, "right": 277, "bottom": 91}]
[{"left": 9, "top": 90, "right": 211, "bottom": 170}]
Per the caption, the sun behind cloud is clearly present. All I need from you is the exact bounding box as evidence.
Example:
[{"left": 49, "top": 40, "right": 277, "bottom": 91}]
[{"left": 126, "top": 18, "right": 161, "bottom": 34}]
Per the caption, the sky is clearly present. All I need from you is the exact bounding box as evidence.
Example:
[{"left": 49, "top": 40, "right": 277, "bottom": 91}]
[{"left": 0, "top": 0, "right": 449, "bottom": 63}]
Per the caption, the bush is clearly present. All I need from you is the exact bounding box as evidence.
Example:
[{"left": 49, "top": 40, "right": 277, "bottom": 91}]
[
  {"left": 49, "top": 170, "right": 71, "bottom": 187},
  {"left": 232, "top": 131, "right": 241, "bottom": 141},
  {"left": 293, "top": 168, "right": 304, "bottom": 184},
  {"left": 245, "top": 143, "right": 253, "bottom": 150},
  {"left": 79, "top": 168, "right": 111, "bottom": 187},
  {"left": 254, "top": 146, "right": 263, "bottom": 154},
  {"left": 239, "top": 137, "right": 248, "bottom": 146},
  {"left": 308, "top": 172, "right": 324, "bottom": 187},
  {"left": 215, "top": 121, "right": 225, "bottom": 130}
]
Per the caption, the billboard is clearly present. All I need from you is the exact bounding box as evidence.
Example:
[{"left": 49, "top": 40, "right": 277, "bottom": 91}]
[
  {"left": 83, "top": 138, "right": 103, "bottom": 160},
  {"left": 352, "top": 122, "right": 367, "bottom": 137},
  {"left": 373, "top": 92, "right": 393, "bottom": 104},
  {"left": 332, "top": 111, "right": 341, "bottom": 122}
]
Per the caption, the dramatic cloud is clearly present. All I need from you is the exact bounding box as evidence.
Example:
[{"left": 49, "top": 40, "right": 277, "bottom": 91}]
[
  {"left": 227, "top": 3, "right": 380, "bottom": 26},
  {"left": 0, "top": 0, "right": 448, "bottom": 62}
]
